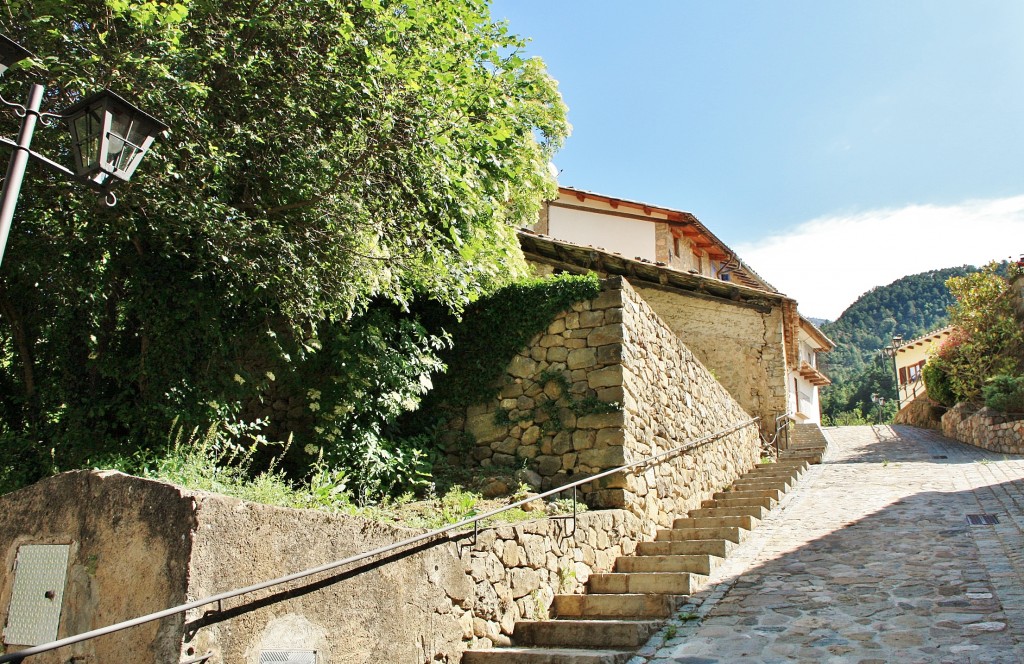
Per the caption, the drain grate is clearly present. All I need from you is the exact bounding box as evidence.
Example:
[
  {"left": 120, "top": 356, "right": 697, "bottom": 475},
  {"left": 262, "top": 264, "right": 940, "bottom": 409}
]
[
  {"left": 932, "top": 455, "right": 948, "bottom": 459},
  {"left": 966, "top": 514, "right": 999, "bottom": 525}
]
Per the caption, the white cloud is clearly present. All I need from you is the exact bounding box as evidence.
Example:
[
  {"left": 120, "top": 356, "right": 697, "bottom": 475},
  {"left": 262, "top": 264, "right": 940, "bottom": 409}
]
[{"left": 734, "top": 196, "right": 1024, "bottom": 321}]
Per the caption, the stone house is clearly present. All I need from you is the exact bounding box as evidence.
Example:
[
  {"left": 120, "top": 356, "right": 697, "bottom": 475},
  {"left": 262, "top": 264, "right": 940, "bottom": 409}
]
[{"left": 525, "top": 186, "right": 834, "bottom": 428}]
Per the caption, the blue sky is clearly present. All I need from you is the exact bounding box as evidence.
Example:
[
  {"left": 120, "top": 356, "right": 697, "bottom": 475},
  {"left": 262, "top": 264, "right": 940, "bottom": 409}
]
[{"left": 492, "top": 1, "right": 1024, "bottom": 319}]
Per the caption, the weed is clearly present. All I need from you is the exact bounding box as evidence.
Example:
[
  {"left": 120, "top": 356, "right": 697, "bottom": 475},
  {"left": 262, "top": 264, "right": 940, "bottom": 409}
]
[
  {"left": 548, "top": 497, "right": 589, "bottom": 515},
  {"left": 664, "top": 624, "right": 678, "bottom": 639},
  {"left": 678, "top": 612, "right": 700, "bottom": 622},
  {"left": 558, "top": 565, "right": 578, "bottom": 593},
  {"left": 530, "top": 589, "right": 549, "bottom": 620}
]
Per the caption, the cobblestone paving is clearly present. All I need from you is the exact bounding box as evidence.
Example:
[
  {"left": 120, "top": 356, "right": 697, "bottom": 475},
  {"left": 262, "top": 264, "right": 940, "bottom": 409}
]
[{"left": 631, "top": 425, "right": 1024, "bottom": 664}]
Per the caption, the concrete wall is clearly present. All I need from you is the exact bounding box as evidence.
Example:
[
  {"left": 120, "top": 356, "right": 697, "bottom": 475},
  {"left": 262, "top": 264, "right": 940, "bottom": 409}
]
[
  {"left": 0, "top": 471, "right": 654, "bottom": 662},
  {"left": 443, "top": 277, "right": 761, "bottom": 531},
  {"left": 0, "top": 471, "right": 193, "bottom": 663},
  {"left": 631, "top": 283, "right": 789, "bottom": 429}
]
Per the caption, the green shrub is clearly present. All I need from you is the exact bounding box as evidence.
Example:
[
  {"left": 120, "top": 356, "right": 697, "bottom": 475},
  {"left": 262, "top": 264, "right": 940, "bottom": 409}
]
[
  {"left": 923, "top": 359, "right": 957, "bottom": 407},
  {"left": 983, "top": 374, "right": 1024, "bottom": 413}
]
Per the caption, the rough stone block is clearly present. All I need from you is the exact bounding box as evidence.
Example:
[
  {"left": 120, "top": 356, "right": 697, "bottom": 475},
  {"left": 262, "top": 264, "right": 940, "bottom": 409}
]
[
  {"left": 591, "top": 289, "right": 622, "bottom": 310},
  {"left": 577, "top": 411, "right": 624, "bottom": 429},
  {"left": 596, "top": 427, "right": 625, "bottom": 447},
  {"left": 579, "top": 446, "right": 625, "bottom": 469},
  {"left": 536, "top": 455, "right": 563, "bottom": 476},
  {"left": 588, "top": 365, "right": 623, "bottom": 389},
  {"left": 546, "top": 346, "right": 569, "bottom": 362},
  {"left": 466, "top": 412, "right": 508, "bottom": 444},
  {"left": 567, "top": 347, "right": 598, "bottom": 370},
  {"left": 539, "top": 334, "right": 563, "bottom": 348},
  {"left": 587, "top": 323, "right": 623, "bottom": 346},
  {"left": 596, "top": 344, "right": 623, "bottom": 364}
]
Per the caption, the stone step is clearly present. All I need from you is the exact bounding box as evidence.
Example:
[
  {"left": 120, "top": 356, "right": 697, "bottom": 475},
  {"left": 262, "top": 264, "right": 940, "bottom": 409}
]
[
  {"left": 744, "top": 468, "right": 802, "bottom": 480},
  {"left": 615, "top": 553, "right": 718, "bottom": 575},
  {"left": 588, "top": 571, "right": 707, "bottom": 595},
  {"left": 701, "top": 496, "right": 774, "bottom": 510},
  {"left": 672, "top": 515, "right": 759, "bottom": 531},
  {"left": 713, "top": 488, "right": 782, "bottom": 502},
  {"left": 655, "top": 525, "right": 747, "bottom": 544},
  {"left": 688, "top": 505, "right": 767, "bottom": 520},
  {"left": 754, "top": 461, "right": 808, "bottom": 472},
  {"left": 635, "top": 538, "right": 734, "bottom": 558},
  {"left": 782, "top": 450, "right": 824, "bottom": 463},
  {"left": 552, "top": 593, "right": 684, "bottom": 619},
  {"left": 513, "top": 620, "right": 663, "bottom": 649},
  {"left": 731, "top": 476, "right": 793, "bottom": 490},
  {"left": 753, "top": 459, "right": 806, "bottom": 469},
  {"left": 462, "top": 646, "right": 634, "bottom": 664}
]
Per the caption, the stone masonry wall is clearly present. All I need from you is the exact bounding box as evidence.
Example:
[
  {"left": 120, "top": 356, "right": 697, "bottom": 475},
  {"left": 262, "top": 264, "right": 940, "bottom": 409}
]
[
  {"left": 459, "top": 509, "right": 647, "bottom": 650},
  {"left": 631, "top": 284, "right": 789, "bottom": 433},
  {"left": 444, "top": 276, "right": 761, "bottom": 533},
  {"left": 942, "top": 403, "right": 1024, "bottom": 454},
  {"left": 616, "top": 279, "right": 762, "bottom": 528}
]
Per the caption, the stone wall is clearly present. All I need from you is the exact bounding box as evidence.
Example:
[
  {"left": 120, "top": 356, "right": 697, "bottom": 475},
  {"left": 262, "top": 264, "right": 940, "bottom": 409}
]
[
  {"left": 942, "top": 403, "right": 1024, "bottom": 454},
  {"left": 444, "top": 276, "right": 761, "bottom": 532},
  {"left": 617, "top": 280, "right": 762, "bottom": 527},
  {"left": 0, "top": 470, "right": 647, "bottom": 662},
  {"left": 458, "top": 509, "right": 646, "bottom": 650},
  {"left": 630, "top": 284, "right": 788, "bottom": 431}
]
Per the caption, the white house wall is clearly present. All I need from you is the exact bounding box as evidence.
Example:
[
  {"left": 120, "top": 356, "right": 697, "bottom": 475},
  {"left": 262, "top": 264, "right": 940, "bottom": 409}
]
[{"left": 548, "top": 206, "right": 658, "bottom": 262}]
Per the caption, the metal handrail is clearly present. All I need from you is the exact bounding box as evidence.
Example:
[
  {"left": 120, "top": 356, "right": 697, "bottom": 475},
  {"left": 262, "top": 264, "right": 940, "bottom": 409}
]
[
  {"left": 0, "top": 417, "right": 759, "bottom": 663},
  {"left": 760, "top": 412, "right": 790, "bottom": 457}
]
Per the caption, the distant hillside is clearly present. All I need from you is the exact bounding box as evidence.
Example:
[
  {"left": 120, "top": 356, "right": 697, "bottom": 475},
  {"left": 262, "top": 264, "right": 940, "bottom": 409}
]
[
  {"left": 820, "top": 266, "right": 976, "bottom": 383},
  {"left": 819, "top": 265, "right": 978, "bottom": 423}
]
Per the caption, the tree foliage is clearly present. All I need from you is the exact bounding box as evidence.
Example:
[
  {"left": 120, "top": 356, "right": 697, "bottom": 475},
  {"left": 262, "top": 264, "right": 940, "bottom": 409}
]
[
  {"left": 928, "top": 261, "right": 1024, "bottom": 404},
  {"left": 0, "top": 0, "right": 569, "bottom": 492}
]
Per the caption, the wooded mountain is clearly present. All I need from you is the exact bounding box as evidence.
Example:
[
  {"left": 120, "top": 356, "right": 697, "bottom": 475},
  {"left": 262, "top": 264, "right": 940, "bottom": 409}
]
[{"left": 819, "top": 265, "right": 978, "bottom": 422}]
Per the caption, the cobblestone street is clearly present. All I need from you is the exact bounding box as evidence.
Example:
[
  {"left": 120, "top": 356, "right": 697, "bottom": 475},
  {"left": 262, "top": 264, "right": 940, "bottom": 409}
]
[{"left": 633, "top": 425, "right": 1024, "bottom": 664}]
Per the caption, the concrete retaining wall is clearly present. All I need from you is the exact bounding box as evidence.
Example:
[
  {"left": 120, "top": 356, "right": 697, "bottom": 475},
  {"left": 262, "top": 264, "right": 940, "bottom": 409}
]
[{"left": 0, "top": 471, "right": 648, "bottom": 662}]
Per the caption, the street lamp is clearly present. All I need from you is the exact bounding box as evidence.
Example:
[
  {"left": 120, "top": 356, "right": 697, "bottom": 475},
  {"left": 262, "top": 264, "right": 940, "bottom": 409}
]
[
  {"left": 0, "top": 34, "right": 167, "bottom": 267},
  {"left": 870, "top": 392, "right": 886, "bottom": 425},
  {"left": 881, "top": 335, "right": 903, "bottom": 409}
]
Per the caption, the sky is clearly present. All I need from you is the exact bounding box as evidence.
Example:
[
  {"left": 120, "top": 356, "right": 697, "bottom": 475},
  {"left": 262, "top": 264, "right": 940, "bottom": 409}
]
[{"left": 490, "top": 1, "right": 1024, "bottom": 320}]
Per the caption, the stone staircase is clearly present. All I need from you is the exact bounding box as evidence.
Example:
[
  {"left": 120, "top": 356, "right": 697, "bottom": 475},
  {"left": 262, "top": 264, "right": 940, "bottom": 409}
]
[
  {"left": 785, "top": 422, "right": 829, "bottom": 464},
  {"left": 462, "top": 449, "right": 822, "bottom": 664}
]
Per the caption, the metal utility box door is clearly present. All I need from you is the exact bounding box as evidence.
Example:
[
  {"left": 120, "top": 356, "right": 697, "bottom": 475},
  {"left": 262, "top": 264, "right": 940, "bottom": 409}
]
[
  {"left": 3, "top": 544, "right": 71, "bottom": 646},
  {"left": 260, "top": 652, "right": 316, "bottom": 664}
]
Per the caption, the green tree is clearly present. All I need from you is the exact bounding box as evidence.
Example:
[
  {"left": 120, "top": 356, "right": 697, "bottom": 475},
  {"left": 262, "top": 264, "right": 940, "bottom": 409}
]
[
  {"left": 939, "top": 261, "right": 1024, "bottom": 402},
  {"left": 0, "top": 0, "right": 569, "bottom": 490}
]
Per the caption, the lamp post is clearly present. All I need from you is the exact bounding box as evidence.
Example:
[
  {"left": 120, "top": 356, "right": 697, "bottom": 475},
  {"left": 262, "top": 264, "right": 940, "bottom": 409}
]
[
  {"left": 881, "top": 334, "right": 902, "bottom": 408},
  {"left": 0, "top": 33, "right": 167, "bottom": 267},
  {"left": 870, "top": 392, "right": 886, "bottom": 425}
]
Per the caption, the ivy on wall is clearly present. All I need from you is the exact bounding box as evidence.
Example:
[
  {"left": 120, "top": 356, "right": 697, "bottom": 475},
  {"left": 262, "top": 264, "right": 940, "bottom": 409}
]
[{"left": 420, "top": 273, "right": 602, "bottom": 413}]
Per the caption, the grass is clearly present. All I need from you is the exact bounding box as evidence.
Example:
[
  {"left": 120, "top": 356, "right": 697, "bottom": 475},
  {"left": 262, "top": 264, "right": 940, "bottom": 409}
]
[{"left": 97, "top": 422, "right": 584, "bottom": 531}]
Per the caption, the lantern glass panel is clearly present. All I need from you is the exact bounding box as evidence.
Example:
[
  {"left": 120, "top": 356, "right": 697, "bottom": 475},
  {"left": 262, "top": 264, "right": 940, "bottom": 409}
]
[{"left": 71, "top": 108, "right": 104, "bottom": 173}]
